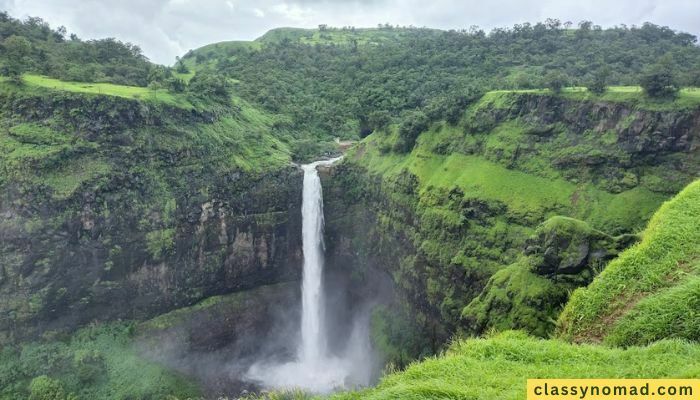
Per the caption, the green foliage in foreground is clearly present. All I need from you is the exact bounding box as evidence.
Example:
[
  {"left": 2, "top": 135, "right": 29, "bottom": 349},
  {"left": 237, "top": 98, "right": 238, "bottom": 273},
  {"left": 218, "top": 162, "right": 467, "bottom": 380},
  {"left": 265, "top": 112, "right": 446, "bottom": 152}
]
[
  {"left": 332, "top": 331, "right": 700, "bottom": 400},
  {"left": 0, "top": 323, "right": 199, "bottom": 400},
  {"left": 558, "top": 180, "right": 700, "bottom": 345}
]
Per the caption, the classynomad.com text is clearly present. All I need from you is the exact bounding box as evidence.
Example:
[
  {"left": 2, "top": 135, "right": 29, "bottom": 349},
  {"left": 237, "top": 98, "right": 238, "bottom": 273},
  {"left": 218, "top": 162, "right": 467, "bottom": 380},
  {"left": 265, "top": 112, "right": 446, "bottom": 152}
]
[{"left": 527, "top": 379, "right": 699, "bottom": 400}]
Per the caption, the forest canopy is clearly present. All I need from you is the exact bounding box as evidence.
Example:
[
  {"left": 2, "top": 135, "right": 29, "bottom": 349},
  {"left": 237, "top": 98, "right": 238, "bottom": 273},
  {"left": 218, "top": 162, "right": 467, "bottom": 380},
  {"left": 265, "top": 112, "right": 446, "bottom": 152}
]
[
  {"left": 186, "top": 21, "right": 700, "bottom": 139},
  {"left": 0, "top": 12, "right": 152, "bottom": 86}
]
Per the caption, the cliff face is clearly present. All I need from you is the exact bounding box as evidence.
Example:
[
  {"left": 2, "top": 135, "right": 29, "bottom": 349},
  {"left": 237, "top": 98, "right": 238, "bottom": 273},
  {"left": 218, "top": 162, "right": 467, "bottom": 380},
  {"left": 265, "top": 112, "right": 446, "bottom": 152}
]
[
  {"left": 136, "top": 282, "right": 301, "bottom": 396},
  {"left": 558, "top": 180, "right": 700, "bottom": 346},
  {"left": 0, "top": 91, "right": 303, "bottom": 343},
  {"left": 321, "top": 92, "right": 700, "bottom": 357}
]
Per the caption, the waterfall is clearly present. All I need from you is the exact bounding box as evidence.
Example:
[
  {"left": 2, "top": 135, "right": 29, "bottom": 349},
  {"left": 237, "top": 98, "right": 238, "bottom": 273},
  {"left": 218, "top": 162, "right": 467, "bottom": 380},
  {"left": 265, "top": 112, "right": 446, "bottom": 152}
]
[
  {"left": 246, "top": 157, "right": 370, "bottom": 393},
  {"left": 299, "top": 158, "right": 336, "bottom": 364}
]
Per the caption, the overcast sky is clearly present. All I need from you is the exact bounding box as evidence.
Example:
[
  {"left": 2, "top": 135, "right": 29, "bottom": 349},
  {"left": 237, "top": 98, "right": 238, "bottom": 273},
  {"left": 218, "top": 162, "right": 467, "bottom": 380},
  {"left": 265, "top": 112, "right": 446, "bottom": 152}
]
[{"left": 1, "top": 0, "right": 698, "bottom": 65}]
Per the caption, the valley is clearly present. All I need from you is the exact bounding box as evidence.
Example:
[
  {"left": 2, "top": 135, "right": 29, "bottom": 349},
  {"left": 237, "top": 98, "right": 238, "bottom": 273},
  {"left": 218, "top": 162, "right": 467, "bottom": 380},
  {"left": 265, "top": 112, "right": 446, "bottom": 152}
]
[{"left": 0, "top": 12, "right": 698, "bottom": 400}]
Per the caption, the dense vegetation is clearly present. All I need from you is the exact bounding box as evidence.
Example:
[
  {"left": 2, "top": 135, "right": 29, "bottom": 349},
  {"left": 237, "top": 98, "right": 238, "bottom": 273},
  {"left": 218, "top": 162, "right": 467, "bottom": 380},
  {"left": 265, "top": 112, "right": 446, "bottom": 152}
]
[
  {"left": 184, "top": 22, "right": 700, "bottom": 141},
  {"left": 0, "top": 12, "right": 152, "bottom": 85},
  {"left": 0, "top": 323, "right": 199, "bottom": 400},
  {"left": 558, "top": 179, "right": 700, "bottom": 345},
  {"left": 462, "top": 216, "right": 633, "bottom": 338},
  {"left": 322, "top": 88, "right": 700, "bottom": 366},
  {"left": 327, "top": 180, "right": 700, "bottom": 400},
  {"left": 1, "top": 11, "right": 699, "bottom": 399}
]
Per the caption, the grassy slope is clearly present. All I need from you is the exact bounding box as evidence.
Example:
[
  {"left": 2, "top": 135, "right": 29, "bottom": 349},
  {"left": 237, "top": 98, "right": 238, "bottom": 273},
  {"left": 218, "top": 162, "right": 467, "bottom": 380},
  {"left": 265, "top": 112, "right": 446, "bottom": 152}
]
[
  {"left": 353, "top": 120, "right": 665, "bottom": 233},
  {"left": 338, "top": 90, "right": 696, "bottom": 349},
  {"left": 557, "top": 179, "right": 700, "bottom": 345},
  {"left": 2, "top": 75, "right": 195, "bottom": 109},
  {"left": 494, "top": 86, "right": 700, "bottom": 111},
  {"left": 0, "top": 76, "right": 291, "bottom": 201},
  {"left": 333, "top": 331, "right": 700, "bottom": 400}
]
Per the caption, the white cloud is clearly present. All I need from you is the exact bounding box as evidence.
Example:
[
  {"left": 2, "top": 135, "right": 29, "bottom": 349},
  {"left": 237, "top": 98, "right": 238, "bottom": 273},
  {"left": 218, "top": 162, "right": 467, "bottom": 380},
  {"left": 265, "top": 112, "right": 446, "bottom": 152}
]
[
  {"left": 270, "top": 3, "right": 314, "bottom": 23},
  {"left": 2, "top": 0, "right": 699, "bottom": 65}
]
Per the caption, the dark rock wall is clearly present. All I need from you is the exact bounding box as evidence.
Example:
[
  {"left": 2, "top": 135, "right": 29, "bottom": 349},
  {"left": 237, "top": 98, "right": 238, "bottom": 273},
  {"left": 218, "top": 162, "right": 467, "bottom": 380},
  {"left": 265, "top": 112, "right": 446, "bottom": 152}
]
[{"left": 0, "top": 93, "right": 304, "bottom": 343}]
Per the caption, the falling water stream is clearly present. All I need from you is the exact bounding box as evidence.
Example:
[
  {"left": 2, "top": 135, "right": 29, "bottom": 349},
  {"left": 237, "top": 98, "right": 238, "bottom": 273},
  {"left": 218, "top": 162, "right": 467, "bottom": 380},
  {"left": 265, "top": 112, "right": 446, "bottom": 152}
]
[
  {"left": 299, "top": 158, "right": 336, "bottom": 365},
  {"left": 246, "top": 157, "right": 369, "bottom": 393}
]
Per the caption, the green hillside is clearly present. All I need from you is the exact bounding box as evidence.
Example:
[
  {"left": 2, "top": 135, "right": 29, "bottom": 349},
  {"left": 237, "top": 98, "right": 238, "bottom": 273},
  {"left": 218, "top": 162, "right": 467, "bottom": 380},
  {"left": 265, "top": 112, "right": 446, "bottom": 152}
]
[
  {"left": 182, "top": 23, "right": 700, "bottom": 141},
  {"left": 2, "top": 11, "right": 700, "bottom": 400},
  {"left": 320, "top": 88, "right": 699, "bottom": 365},
  {"left": 558, "top": 179, "right": 700, "bottom": 345}
]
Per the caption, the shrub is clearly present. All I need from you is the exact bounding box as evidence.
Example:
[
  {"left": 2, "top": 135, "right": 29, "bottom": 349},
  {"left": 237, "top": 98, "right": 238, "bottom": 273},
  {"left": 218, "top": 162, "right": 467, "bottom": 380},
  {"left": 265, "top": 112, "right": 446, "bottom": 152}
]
[
  {"left": 587, "top": 66, "right": 611, "bottom": 94},
  {"left": 544, "top": 71, "right": 567, "bottom": 93},
  {"left": 73, "top": 350, "right": 106, "bottom": 383},
  {"left": 394, "top": 110, "right": 429, "bottom": 153},
  {"left": 640, "top": 62, "right": 679, "bottom": 98},
  {"left": 28, "top": 376, "right": 76, "bottom": 400}
]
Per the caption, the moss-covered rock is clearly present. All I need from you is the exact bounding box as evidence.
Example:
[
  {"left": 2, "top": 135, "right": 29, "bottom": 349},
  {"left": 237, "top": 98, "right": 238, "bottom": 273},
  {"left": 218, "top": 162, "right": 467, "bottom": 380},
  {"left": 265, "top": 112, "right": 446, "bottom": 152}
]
[
  {"left": 0, "top": 90, "right": 303, "bottom": 343},
  {"left": 524, "top": 216, "right": 636, "bottom": 278},
  {"left": 461, "top": 216, "right": 635, "bottom": 337},
  {"left": 557, "top": 179, "right": 700, "bottom": 345},
  {"left": 322, "top": 92, "right": 700, "bottom": 361}
]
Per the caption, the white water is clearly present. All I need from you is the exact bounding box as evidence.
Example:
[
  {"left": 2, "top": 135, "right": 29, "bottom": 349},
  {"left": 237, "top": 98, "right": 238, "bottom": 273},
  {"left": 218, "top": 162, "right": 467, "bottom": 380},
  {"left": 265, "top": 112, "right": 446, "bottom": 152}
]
[
  {"left": 299, "top": 158, "right": 334, "bottom": 364},
  {"left": 246, "top": 157, "right": 370, "bottom": 393}
]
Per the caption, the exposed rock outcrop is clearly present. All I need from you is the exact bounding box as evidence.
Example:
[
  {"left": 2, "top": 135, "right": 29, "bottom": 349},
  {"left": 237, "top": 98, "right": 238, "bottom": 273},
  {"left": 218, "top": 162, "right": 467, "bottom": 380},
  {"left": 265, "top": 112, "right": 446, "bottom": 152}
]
[{"left": 0, "top": 92, "right": 303, "bottom": 343}]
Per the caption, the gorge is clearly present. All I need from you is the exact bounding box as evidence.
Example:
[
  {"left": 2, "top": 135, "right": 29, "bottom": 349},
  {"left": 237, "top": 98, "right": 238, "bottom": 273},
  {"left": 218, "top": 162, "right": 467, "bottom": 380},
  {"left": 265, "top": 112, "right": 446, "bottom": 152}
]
[{"left": 0, "top": 13, "right": 699, "bottom": 400}]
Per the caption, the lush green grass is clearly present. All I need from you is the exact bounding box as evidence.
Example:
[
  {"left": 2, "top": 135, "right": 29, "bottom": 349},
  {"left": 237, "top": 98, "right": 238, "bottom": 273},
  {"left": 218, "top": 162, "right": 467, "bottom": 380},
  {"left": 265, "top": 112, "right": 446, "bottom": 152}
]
[
  {"left": 354, "top": 123, "right": 665, "bottom": 231},
  {"left": 558, "top": 180, "right": 700, "bottom": 345},
  {"left": 489, "top": 86, "right": 700, "bottom": 110},
  {"left": 0, "top": 85, "right": 292, "bottom": 201},
  {"left": 461, "top": 260, "right": 568, "bottom": 337},
  {"left": 560, "top": 86, "right": 700, "bottom": 110},
  {"left": 0, "top": 121, "right": 112, "bottom": 198},
  {"left": 41, "top": 157, "right": 112, "bottom": 199},
  {"left": 0, "top": 323, "right": 200, "bottom": 400},
  {"left": 1, "top": 75, "right": 194, "bottom": 108},
  {"left": 332, "top": 331, "right": 700, "bottom": 400}
]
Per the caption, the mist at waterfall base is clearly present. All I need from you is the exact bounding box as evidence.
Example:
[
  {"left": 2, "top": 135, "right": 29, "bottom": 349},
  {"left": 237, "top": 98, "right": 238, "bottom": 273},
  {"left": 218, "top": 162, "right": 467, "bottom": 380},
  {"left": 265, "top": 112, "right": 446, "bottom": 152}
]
[{"left": 245, "top": 158, "right": 377, "bottom": 393}]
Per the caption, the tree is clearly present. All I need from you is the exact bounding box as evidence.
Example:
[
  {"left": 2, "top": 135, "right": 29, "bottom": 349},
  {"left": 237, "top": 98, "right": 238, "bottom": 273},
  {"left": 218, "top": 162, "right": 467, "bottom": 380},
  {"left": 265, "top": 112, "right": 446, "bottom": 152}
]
[
  {"left": 544, "top": 71, "right": 567, "bottom": 93},
  {"left": 587, "top": 66, "right": 611, "bottom": 94},
  {"left": 148, "top": 79, "right": 162, "bottom": 93},
  {"left": 640, "top": 59, "right": 679, "bottom": 98},
  {"left": 166, "top": 77, "right": 186, "bottom": 93},
  {"left": 175, "top": 56, "right": 189, "bottom": 73},
  {"left": 2, "top": 35, "right": 31, "bottom": 83},
  {"left": 395, "top": 110, "right": 429, "bottom": 153},
  {"left": 367, "top": 110, "right": 391, "bottom": 134},
  {"left": 187, "top": 72, "right": 231, "bottom": 104},
  {"left": 28, "top": 376, "right": 77, "bottom": 400}
]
